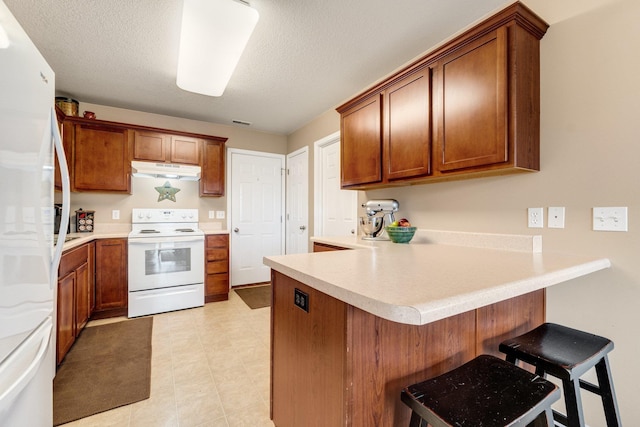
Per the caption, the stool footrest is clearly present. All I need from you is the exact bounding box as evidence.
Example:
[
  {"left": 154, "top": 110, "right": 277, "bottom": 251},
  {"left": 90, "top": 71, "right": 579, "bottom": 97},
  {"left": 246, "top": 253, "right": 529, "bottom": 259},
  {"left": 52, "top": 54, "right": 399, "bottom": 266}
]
[{"left": 579, "top": 379, "right": 601, "bottom": 395}]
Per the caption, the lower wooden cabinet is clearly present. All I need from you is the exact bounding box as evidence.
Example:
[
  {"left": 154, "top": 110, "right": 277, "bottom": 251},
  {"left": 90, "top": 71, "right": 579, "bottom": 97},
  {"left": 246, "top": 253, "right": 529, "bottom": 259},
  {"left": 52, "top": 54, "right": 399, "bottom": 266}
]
[
  {"left": 56, "top": 242, "right": 94, "bottom": 365},
  {"left": 205, "top": 234, "right": 229, "bottom": 302},
  {"left": 94, "top": 238, "right": 128, "bottom": 318}
]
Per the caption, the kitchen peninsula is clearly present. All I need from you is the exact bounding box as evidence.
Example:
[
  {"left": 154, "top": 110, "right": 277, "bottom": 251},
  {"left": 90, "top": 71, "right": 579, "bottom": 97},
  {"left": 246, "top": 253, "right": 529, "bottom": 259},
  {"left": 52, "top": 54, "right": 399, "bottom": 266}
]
[{"left": 263, "top": 231, "right": 611, "bottom": 427}]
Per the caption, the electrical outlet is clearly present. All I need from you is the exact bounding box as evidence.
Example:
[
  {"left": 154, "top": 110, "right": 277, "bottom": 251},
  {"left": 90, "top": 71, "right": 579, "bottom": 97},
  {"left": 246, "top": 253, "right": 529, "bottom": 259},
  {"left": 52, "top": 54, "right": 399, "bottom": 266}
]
[
  {"left": 593, "top": 207, "right": 628, "bottom": 231},
  {"left": 294, "top": 288, "right": 309, "bottom": 312},
  {"left": 548, "top": 207, "right": 565, "bottom": 229},
  {"left": 208, "top": 210, "right": 215, "bottom": 219},
  {"left": 112, "top": 210, "right": 120, "bottom": 220},
  {"left": 528, "top": 207, "right": 544, "bottom": 228},
  {"left": 216, "top": 210, "right": 225, "bottom": 219}
]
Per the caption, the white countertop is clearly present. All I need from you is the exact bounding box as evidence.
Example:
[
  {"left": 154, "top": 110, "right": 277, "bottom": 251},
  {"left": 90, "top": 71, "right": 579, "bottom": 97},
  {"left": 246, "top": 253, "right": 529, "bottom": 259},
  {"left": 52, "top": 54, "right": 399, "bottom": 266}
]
[{"left": 263, "top": 230, "right": 611, "bottom": 326}]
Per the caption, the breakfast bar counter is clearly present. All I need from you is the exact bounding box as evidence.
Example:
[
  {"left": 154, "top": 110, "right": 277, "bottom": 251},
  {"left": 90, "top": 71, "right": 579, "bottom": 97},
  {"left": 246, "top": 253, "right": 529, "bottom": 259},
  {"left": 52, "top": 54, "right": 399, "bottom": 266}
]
[{"left": 263, "top": 231, "right": 611, "bottom": 427}]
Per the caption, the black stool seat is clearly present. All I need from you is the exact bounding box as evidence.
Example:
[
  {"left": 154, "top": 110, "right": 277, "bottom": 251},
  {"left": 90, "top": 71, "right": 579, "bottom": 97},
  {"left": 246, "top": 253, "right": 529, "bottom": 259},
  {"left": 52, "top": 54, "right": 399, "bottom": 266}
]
[
  {"left": 401, "top": 355, "right": 560, "bottom": 427},
  {"left": 500, "top": 323, "right": 621, "bottom": 427}
]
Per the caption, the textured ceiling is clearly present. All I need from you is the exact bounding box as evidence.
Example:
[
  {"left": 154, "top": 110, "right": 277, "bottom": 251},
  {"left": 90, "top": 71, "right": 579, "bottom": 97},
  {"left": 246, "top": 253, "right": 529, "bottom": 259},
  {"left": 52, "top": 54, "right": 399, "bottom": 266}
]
[{"left": 5, "top": 0, "right": 510, "bottom": 135}]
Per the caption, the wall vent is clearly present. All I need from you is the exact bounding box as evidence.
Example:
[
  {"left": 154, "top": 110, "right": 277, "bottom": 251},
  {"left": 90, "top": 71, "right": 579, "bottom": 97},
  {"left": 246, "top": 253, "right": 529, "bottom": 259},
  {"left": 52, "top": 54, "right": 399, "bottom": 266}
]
[{"left": 232, "top": 119, "right": 252, "bottom": 126}]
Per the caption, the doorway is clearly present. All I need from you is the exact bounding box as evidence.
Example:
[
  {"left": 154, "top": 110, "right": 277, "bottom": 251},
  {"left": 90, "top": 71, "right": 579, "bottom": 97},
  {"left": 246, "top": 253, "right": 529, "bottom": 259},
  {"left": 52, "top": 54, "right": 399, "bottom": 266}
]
[
  {"left": 286, "top": 147, "right": 309, "bottom": 254},
  {"left": 313, "top": 132, "right": 358, "bottom": 237},
  {"left": 228, "top": 148, "right": 285, "bottom": 287}
]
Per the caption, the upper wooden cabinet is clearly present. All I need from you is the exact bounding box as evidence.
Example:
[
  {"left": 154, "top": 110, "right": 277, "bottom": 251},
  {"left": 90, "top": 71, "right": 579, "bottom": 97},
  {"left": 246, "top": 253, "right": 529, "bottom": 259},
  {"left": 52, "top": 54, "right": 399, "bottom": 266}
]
[
  {"left": 71, "top": 121, "right": 132, "bottom": 193},
  {"left": 200, "top": 139, "right": 226, "bottom": 197},
  {"left": 133, "top": 130, "right": 200, "bottom": 165},
  {"left": 55, "top": 109, "right": 227, "bottom": 196},
  {"left": 337, "top": 2, "right": 548, "bottom": 189}
]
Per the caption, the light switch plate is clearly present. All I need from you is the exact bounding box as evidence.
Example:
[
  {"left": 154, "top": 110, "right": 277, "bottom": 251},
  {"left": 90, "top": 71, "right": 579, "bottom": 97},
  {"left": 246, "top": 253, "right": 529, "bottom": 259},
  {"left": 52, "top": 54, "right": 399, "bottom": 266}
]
[
  {"left": 208, "top": 210, "right": 215, "bottom": 219},
  {"left": 112, "top": 210, "right": 120, "bottom": 220},
  {"left": 593, "top": 207, "right": 628, "bottom": 231}
]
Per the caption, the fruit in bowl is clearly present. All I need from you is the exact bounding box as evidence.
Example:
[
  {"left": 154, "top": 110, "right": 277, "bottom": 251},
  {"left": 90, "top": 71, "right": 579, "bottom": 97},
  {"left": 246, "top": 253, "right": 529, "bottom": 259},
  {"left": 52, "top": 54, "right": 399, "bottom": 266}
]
[{"left": 386, "top": 218, "right": 416, "bottom": 243}]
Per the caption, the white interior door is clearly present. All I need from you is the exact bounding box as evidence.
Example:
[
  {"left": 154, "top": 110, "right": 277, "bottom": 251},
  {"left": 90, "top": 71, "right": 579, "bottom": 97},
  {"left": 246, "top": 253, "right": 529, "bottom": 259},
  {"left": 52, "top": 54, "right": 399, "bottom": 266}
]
[
  {"left": 286, "top": 147, "right": 308, "bottom": 254},
  {"left": 314, "top": 132, "right": 358, "bottom": 237},
  {"left": 229, "top": 149, "right": 284, "bottom": 286}
]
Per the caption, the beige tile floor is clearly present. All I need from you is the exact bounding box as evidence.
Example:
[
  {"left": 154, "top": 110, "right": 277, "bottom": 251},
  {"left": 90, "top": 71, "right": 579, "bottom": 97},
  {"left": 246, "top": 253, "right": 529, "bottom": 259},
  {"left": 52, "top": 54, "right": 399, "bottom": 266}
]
[{"left": 62, "top": 291, "right": 274, "bottom": 427}]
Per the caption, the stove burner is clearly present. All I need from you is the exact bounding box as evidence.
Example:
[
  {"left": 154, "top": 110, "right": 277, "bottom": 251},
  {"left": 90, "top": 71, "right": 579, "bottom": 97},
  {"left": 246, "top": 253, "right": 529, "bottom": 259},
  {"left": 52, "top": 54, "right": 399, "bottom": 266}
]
[{"left": 139, "top": 229, "right": 161, "bottom": 234}]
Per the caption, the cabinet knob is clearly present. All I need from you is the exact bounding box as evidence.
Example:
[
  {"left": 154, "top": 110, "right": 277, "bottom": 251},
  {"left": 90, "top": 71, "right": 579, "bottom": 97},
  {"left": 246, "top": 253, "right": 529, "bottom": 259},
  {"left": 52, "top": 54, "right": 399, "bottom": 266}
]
[
  {"left": 233, "top": 227, "right": 239, "bottom": 233},
  {"left": 299, "top": 225, "right": 306, "bottom": 231},
  {"left": 351, "top": 229, "right": 355, "bottom": 234}
]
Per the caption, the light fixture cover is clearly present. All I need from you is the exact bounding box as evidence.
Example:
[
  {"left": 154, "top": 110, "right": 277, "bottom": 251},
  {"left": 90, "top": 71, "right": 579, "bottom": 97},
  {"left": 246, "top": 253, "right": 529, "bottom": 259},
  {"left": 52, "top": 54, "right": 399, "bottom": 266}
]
[{"left": 177, "top": 0, "right": 259, "bottom": 97}]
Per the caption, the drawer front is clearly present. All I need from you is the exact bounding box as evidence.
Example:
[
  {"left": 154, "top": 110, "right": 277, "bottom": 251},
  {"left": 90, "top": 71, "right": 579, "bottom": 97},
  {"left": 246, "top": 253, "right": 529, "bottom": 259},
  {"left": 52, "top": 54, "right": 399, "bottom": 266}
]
[
  {"left": 206, "top": 248, "right": 228, "bottom": 262},
  {"left": 59, "top": 244, "right": 89, "bottom": 277},
  {"left": 206, "top": 273, "right": 229, "bottom": 295},
  {"left": 206, "top": 234, "right": 228, "bottom": 248},
  {"left": 207, "top": 260, "right": 228, "bottom": 274}
]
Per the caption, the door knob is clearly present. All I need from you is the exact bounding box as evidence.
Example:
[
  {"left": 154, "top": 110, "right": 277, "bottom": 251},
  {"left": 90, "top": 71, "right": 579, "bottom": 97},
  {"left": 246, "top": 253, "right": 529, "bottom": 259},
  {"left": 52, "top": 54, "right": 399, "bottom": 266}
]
[
  {"left": 299, "top": 225, "right": 306, "bottom": 231},
  {"left": 233, "top": 227, "right": 239, "bottom": 232}
]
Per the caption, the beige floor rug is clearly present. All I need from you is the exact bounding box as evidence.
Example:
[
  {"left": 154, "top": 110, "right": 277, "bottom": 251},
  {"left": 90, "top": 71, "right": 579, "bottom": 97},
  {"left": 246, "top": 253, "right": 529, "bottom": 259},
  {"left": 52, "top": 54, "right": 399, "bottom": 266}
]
[
  {"left": 235, "top": 284, "right": 271, "bottom": 309},
  {"left": 53, "top": 317, "right": 153, "bottom": 426}
]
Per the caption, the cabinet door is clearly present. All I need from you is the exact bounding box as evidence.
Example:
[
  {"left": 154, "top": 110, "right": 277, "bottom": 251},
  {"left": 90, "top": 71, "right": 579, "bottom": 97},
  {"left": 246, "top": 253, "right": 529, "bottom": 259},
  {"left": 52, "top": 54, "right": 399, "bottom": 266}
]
[
  {"left": 133, "top": 130, "right": 168, "bottom": 162},
  {"left": 95, "top": 239, "right": 128, "bottom": 312},
  {"left": 57, "top": 272, "right": 75, "bottom": 364},
  {"left": 73, "top": 123, "right": 131, "bottom": 192},
  {"left": 340, "top": 94, "right": 383, "bottom": 187},
  {"left": 384, "top": 67, "right": 432, "bottom": 180},
  {"left": 436, "top": 27, "right": 508, "bottom": 172},
  {"left": 74, "top": 262, "right": 90, "bottom": 334},
  {"left": 170, "top": 135, "right": 200, "bottom": 165},
  {"left": 200, "top": 139, "right": 225, "bottom": 196}
]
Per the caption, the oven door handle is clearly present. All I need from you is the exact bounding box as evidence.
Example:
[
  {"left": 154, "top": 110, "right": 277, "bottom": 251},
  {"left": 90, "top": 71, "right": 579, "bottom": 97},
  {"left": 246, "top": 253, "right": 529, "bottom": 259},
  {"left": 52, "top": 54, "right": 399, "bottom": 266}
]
[{"left": 128, "top": 236, "right": 204, "bottom": 245}]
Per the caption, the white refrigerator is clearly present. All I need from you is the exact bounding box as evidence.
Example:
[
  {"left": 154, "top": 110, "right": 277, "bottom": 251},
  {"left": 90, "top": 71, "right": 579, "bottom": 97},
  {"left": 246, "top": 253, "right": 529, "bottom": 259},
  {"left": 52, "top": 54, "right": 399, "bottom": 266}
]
[{"left": 0, "top": 1, "right": 70, "bottom": 425}]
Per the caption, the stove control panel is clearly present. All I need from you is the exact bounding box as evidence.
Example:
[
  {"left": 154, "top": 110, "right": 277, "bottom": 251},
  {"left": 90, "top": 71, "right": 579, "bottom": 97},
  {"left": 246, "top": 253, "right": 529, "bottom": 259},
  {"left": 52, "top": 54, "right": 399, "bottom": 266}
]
[{"left": 132, "top": 208, "right": 199, "bottom": 224}]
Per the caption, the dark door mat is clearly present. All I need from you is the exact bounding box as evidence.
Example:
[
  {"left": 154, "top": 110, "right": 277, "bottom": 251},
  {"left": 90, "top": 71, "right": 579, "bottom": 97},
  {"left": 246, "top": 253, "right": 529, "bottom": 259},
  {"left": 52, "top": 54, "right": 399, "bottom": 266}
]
[
  {"left": 235, "top": 284, "right": 271, "bottom": 309},
  {"left": 53, "top": 317, "right": 153, "bottom": 425}
]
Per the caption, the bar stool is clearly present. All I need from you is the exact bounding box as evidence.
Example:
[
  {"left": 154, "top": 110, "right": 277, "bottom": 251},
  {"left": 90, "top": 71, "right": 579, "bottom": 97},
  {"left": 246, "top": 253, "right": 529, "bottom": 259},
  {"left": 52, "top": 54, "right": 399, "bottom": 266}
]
[
  {"left": 401, "top": 355, "right": 560, "bottom": 427},
  {"left": 499, "top": 323, "right": 622, "bottom": 427}
]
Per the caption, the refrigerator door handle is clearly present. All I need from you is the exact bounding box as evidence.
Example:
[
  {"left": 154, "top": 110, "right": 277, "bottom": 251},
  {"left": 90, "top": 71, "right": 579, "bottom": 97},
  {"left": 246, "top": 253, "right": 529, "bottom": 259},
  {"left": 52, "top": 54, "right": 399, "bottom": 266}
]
[
  {"left": 0, "top": 317, "right": 52, "bottom": 415},
  {"left": 51, "top": 106, "right": 70, "bottom": 285}
]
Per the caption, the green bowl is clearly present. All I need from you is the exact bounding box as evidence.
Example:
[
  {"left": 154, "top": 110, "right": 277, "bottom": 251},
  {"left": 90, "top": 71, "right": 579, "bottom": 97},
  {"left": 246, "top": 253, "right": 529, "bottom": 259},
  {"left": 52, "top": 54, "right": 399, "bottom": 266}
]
[{"left": 385, "top": 226, "right": 417, "bottom": 243}]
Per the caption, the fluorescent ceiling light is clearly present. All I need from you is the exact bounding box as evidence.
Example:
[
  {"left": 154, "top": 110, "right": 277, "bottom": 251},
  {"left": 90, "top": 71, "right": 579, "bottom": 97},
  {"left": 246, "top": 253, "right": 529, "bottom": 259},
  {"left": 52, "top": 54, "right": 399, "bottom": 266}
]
[
  {"left": 177, "top": 0, "right": 259, "bottom": 97},
  {"left": 0, "top": 24, "right": 9, "bottom": 49}
]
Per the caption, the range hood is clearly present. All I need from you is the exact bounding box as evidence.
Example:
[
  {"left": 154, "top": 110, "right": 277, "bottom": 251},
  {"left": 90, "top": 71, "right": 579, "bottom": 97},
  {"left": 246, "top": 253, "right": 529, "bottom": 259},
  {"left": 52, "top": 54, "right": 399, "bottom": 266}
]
[{"left": 131, "top": 161, "right": 201, "bottom": 181}]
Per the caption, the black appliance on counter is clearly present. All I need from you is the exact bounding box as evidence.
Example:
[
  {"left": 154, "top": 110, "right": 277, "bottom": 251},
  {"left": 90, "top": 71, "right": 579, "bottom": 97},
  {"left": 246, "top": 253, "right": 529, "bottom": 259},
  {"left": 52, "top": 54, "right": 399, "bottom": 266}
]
[{"left": 54, "top": 203, "right": 70, "bottom": 235}]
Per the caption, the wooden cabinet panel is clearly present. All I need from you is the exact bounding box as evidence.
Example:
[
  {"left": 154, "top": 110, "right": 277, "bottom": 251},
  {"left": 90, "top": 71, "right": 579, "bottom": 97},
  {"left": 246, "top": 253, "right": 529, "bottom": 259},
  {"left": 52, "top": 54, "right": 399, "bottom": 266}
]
[
  {"left": 200, "top": 139, "right": 225, "bottom": 197},
  {"left": 56, "top": 242, "right": 94, "bottom": 364},
  {"left": 205, "top": 273, "right": 229, "bottom": 296},
  {"left": 56, "top": 272, "right": 75, "bottom": 365},
  {"left": 384, "top": 67, "right": 432, "bottom": 181},
  {"left": 94, "top": 239, "right": 127, "bottom": 316},
  {"left": 73, "top": 123, "right": 131, "bottom": 193},
  {"left": 437, "top": 27, "right": 508, "bottom": 172},
  {"left": 271, "top": 273, "right": 347, "bottom": 427},
  {"left": 170, "top": 135, "right": 200, "bottom": 165},
  {"left": 74, "top": 262, "right": 90, "bottom": 334},
  {"left": 340, "top": 95, "right": 382, "bottom": 187},
  {"left": 205, "top": 234, "right": 229, "bottom": 302},
  {"left": 133, "top": 130, "right": 168, "bottom": 162}
]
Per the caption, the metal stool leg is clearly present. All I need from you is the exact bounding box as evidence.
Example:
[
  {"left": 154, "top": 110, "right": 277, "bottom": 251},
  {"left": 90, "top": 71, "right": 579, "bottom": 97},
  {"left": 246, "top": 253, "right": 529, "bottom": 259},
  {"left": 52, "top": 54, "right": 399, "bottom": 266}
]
[
  {"left": 409, "top": 411, "right": 427, "bottom": 427},
  {"left": 560, "top": 377, "right": 586, "bottom": 427},
  {"left": 594, "top": 356, "right": 622, "bottom": 427}
]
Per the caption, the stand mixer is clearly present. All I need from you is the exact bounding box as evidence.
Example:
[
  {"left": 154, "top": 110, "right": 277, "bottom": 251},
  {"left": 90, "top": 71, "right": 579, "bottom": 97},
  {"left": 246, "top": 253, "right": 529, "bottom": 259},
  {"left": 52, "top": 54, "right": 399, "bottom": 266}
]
[{"left": 359, "top": 199, "right": 399, "bottom": 240}]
